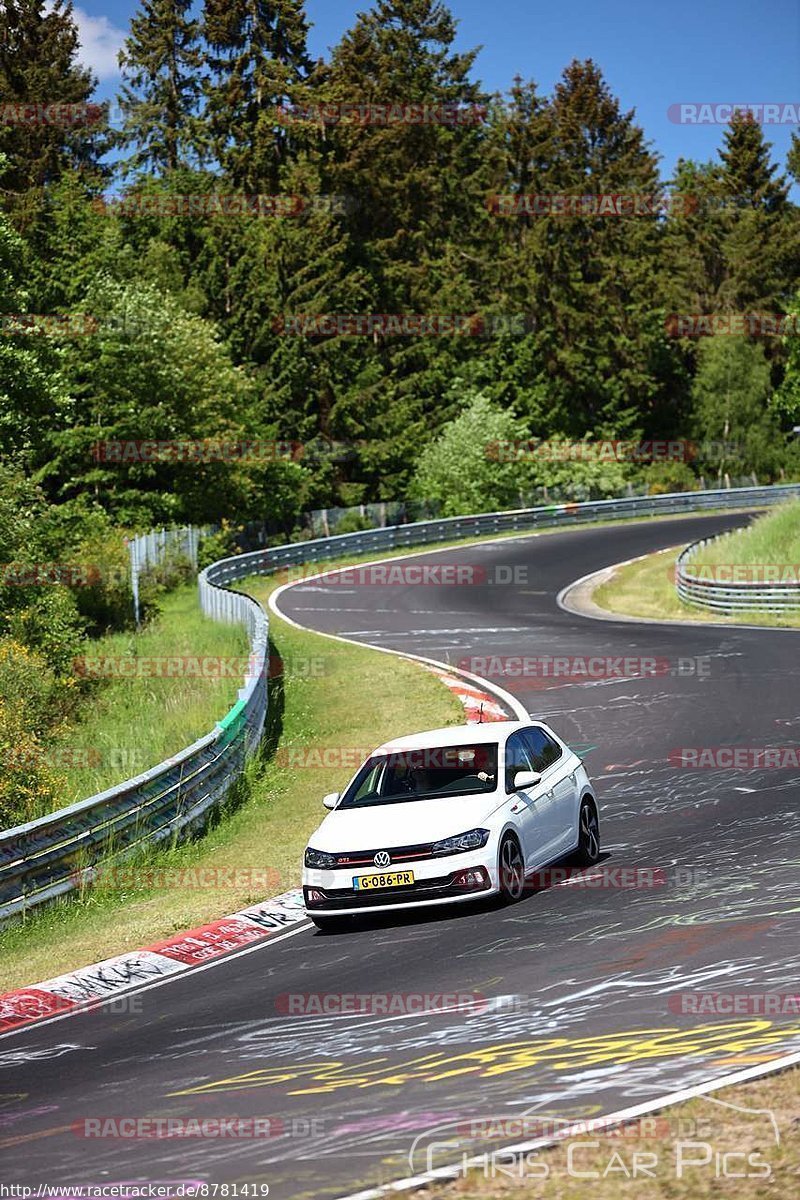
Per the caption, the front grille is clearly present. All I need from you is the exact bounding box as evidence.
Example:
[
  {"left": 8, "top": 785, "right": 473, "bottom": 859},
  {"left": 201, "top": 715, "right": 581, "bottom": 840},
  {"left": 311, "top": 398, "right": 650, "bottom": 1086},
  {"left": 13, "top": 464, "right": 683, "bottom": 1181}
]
[{"left": 327, "top": 840, "right": 436, "bottom": 867}]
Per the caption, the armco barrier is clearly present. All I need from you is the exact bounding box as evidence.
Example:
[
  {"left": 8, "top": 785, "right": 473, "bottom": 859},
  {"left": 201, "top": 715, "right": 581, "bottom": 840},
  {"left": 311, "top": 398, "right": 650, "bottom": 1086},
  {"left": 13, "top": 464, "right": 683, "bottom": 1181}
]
[
  {"left": 2, "top": 483, "right": 799, "bottom": 921},
  {"left": 676, "top": 527, "right": 800, "bottom": 613},
  {"left": 0, "top": 587, "right": 267, "bottom": 922}
]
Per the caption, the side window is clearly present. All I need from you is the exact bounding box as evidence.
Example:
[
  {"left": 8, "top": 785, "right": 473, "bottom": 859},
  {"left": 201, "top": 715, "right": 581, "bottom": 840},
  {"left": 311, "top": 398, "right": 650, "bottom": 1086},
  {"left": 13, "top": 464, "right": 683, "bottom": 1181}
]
[
  {"left": 505, "top": 731, "right": 534, "bottom": 792},
  {"left": 523, "top": 727, "right": 563, "bottom": 774}
]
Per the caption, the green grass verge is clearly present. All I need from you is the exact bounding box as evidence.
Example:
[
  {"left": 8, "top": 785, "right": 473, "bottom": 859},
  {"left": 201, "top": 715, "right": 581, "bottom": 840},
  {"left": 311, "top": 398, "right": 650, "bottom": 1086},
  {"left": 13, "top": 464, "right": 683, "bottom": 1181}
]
[
  {"left": 691, "top": 499, "right": 800, "bottom": 570},
  {"left": 0, "top": 501, "right": 781, "bottom": 988},
  {"left": 48, "top": 585, "right": 250, "bottom": 806},
  {"left": 593, "top": 507, "right": 800, "bottom": 629},
  {"left": 0, "top": 579, "right": 462, "bottom": 990}
]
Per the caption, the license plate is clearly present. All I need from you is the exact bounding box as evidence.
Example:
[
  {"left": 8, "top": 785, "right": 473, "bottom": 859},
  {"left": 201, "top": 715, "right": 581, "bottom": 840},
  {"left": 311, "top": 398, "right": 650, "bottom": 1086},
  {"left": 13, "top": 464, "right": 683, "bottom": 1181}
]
[{"left": 353, "top": 870, "right": 414, "bottom": 891}]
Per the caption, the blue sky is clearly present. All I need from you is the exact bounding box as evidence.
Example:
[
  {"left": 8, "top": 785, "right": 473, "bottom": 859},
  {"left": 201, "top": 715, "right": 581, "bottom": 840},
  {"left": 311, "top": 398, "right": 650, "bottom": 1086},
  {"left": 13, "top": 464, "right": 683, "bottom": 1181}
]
[{"left": 74, "top": 0, "right": 800, "bottom": 185}]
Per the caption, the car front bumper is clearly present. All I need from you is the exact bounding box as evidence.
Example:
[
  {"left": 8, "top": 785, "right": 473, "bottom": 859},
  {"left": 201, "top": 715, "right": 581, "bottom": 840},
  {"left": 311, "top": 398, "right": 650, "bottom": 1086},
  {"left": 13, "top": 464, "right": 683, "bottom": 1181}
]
[{"left": 302, "top": 848, "right": 497, "bottom": 916}]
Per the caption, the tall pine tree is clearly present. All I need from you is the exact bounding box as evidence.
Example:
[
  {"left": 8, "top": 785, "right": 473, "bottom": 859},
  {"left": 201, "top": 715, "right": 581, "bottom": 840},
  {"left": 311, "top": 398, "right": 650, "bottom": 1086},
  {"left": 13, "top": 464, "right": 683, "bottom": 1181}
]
[
  {"left": 203, "top": 0, "right": 312, "bottom": 190},
  {"left": 117, "top": 0, "right": 204, "bottom": 176},
  {"left": 489, "top": 60, "right": 674, "bottom": 438},
  {"left": 0, "top": 0, "right": 97, "bottom": 219},
  {"left": 316, "top": 0, "right": 495, "bottom": 498},
  {"left": 716, "top": 111, "right": 798, "bottom": 316}
]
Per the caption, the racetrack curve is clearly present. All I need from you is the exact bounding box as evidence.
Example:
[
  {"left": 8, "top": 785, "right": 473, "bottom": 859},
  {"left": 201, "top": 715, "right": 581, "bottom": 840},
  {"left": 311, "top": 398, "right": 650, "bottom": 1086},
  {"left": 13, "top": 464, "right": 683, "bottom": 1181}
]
[{"left": 2, "top": 511, "right": 799, "bottom": 1200}]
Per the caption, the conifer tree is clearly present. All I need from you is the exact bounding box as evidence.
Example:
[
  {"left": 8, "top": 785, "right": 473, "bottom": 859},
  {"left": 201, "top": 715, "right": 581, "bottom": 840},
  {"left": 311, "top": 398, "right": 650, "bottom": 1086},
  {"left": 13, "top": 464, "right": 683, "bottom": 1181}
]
[
  {"left": 0, "top": 0, "right": 96, "bottom": 212},
  {"left": 117, "top": 0, "right": 204, "bottom": 175},
  {"left": 315, "top": 0, "right": 494, "bottom": 497},
  {"left": 203, "top": 0, "right": 312, "bottom": 190},
  {"left": 716, "top": 111, "right": 798, "bottom": 314},
  {"left": 493, "top": 59, "right": 671, "bottom": 436}
]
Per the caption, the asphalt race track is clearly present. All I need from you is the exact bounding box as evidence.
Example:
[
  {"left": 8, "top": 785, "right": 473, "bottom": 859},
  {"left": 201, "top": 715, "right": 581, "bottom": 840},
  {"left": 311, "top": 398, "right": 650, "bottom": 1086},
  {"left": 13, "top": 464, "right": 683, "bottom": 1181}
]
[{"left": 2, "top": 511, "right": 800, "bottom": 1199}]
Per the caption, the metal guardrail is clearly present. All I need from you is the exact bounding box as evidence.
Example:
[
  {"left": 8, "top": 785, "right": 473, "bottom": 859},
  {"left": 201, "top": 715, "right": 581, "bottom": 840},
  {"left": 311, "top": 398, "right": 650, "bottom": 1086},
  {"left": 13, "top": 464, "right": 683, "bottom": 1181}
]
[
  {"left": 208, "top": 483, "right": 800, "bottom": 585},
  {"left": 0, "top": 580, "right": 267, "bottom": 921},
  {"left": 676, "top": 526, "right": 800, "bottom": 613},
  {"left": 2, "top": 481, "right": 799, "bottom": 921}
]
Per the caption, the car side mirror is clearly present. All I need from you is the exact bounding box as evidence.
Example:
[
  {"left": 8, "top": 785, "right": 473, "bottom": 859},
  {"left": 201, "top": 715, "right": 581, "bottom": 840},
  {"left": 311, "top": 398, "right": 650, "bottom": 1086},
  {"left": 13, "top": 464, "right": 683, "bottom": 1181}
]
[
  {"left": 322, "top": 792, "right": 340, "bottom": 810},
  {"left": 513, "top": 769, "right": 541, "bottom": 791}
]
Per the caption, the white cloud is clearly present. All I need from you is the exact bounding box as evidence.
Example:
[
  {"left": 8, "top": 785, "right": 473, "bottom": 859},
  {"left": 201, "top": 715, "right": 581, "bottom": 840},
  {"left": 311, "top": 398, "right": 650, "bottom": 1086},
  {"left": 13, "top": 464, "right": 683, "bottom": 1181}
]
[{"left": 62, "top": 5, "right": 126, "bottom": 81}]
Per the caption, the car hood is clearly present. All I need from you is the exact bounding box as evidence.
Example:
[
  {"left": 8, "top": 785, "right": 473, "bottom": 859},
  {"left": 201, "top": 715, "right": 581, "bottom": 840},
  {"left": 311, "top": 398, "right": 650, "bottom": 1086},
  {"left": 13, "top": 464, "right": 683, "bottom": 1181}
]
[{"left": 310, "top": 792, "right": 501, "bottom": 852}]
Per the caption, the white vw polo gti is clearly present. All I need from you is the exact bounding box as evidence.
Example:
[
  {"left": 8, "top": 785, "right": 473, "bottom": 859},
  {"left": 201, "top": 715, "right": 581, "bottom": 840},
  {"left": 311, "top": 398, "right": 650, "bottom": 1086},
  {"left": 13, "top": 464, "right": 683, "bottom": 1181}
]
[{"left": 302, "top": 720, "right": 599, "bottom": 930}]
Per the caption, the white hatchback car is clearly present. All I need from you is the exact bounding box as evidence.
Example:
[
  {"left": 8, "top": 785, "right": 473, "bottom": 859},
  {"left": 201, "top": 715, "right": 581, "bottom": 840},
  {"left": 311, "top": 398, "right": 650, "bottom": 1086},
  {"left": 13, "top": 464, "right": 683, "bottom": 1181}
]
[{"left": 302, "top": 720, "right": 599, "bottom": 930}]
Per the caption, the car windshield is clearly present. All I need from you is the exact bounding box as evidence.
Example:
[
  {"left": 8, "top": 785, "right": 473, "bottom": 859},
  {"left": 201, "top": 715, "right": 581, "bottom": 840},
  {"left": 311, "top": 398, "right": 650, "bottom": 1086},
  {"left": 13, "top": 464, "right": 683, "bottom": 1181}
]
[{"left": 338, "top": 743, "right": 499, "bottom": 808}]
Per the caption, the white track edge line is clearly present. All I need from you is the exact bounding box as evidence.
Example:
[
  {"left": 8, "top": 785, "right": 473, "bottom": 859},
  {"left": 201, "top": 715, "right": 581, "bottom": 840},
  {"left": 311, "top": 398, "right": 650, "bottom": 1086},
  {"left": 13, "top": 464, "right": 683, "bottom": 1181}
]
[
  {"left": 266, "top": 536, "right": 800, "bottom": 1200},
  {"left": 557, "top": 549, "right": 800, "bottom": 632},
  {"left": 335, "top": 1048, "right": 800, "bottom": 1200},
  {"left": 269, "top": 555, "right": 528, "bottom": 722},
  {"left": 0, "top": 921, "right": 313, "bottom": 1041}
]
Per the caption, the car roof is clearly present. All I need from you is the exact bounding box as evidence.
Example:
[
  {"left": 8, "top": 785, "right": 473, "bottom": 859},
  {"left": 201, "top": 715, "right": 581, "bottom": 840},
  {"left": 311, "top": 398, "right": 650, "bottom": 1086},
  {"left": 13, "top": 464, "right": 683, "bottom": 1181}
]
[{"left": 373, "top": 719, "right": 537, "bottom": 756}]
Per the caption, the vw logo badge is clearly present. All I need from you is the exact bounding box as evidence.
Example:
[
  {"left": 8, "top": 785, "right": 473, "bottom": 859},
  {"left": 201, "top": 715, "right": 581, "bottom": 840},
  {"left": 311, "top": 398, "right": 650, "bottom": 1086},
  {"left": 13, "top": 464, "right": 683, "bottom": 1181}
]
[{"left": 374, "top": 850, "right": 391, "bottom": 868}]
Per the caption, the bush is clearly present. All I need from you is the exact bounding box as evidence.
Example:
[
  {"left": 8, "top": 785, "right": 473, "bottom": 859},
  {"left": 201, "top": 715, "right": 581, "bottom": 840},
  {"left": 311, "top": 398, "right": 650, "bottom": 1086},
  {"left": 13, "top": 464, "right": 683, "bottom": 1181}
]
[
  {"left": 198, "top": 522, "right": 241, "bottom": 571},
  {"left": 0, "top": 698, "right": 63, "bottom": 828},
  {"left": 0, "top": 638, "right": 75, "bottom": 738},
  {"left": 6, "top": 589, "right": 86, "bottom": 681},
  {"left": 643, "top": 461, "right": 698, "bottom": 494},
  {"left": 333, "top": 511, "right": 374, "bottom": 534},
  {"left": 72, "top": 527, "right": 136, "bottom": 633},
  {"left": 410, "top": 391, "right": 534, "bottom": 516}
]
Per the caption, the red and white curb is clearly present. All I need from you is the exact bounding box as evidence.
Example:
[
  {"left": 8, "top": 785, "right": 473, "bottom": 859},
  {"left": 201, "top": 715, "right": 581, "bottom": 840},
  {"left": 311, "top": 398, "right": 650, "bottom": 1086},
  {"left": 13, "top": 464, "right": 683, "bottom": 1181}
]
[
  {"left": 0, "top": 665, "right": 516, "bottom": 1039},
  {"left": 0, "top": 549, "right": 525, "bottom": 1040},
  {"left": 423, "top": 665, "right": 508, "bottom": 722},
  {"left": 0, "top": 890, "right": 307, "bottom": 1035}
]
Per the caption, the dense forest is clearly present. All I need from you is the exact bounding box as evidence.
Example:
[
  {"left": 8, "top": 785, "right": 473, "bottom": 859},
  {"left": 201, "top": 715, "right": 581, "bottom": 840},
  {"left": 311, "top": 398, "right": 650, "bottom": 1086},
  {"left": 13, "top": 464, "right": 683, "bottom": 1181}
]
[
  {"left": 1, "top": 0, "right": 799, "bottom": 817},
  {"left": 2, "top": 0, "right": 799, "bottom": 530}
]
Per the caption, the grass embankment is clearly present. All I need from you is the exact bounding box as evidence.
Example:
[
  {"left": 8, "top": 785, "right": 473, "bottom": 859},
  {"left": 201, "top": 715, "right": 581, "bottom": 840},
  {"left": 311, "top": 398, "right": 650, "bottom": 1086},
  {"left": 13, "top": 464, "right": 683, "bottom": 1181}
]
[
  {"left": 49, "top": 585, "right": 251, "bottom": 805},
  {"left": 0, "top": 505, "right": 773, "bottom": 985},
  {"left": 0, "top": 574, "right": 461, "bottom": 989},
  {"left": 693, "top": 499, "right": 800, "bottom": 573},
  {"left": 430, "top": 1069, "right": 799, "bottom": 1200},
  {"left": 594, "top": 502, "right": 800, "bottom": 629}
]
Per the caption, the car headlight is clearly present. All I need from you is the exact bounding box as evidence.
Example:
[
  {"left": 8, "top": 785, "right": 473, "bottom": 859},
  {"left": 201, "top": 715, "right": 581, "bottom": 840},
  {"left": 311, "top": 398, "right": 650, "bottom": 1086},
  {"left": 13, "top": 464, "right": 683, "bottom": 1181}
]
[
  {"left": 304, "top": 847, "right": 338, "bottom": 869},
  {"left": 431, "top": 828, "right": 490, "bottom": 856}
]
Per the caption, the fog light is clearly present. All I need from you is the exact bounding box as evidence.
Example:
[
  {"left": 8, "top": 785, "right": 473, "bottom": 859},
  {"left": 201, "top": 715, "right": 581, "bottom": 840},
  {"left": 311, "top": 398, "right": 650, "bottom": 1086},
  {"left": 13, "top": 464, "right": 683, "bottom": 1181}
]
[
  {"left": 452, "top": 867, "right": 490, "bottom": 891},
  {"left": 306, "top": 889, "right": 326, "bottom": 905}
]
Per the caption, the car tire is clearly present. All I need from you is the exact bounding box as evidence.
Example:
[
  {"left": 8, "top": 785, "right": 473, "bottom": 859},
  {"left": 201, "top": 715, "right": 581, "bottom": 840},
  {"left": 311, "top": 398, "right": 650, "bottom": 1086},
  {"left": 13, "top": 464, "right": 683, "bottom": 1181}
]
[
  {"left": 310, "top": 915, "right": 351, "bottom": 933},
  {"left": 498, "top": 833, "right": 525, "bottom": 903},
  {"left": 574, "top": 798, "right": 600, "bottom": 866}
]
